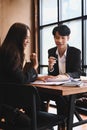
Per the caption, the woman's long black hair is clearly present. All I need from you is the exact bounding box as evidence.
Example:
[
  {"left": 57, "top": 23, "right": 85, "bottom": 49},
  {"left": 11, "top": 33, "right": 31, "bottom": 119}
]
[{"left": 0, "top": 22, "right": 30, "bottom": 70}]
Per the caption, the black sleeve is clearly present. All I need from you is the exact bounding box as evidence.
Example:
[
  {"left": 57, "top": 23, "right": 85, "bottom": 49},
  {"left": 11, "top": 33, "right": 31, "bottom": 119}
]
[
  {"left": 66, "top": 47, "right": 81, "bottom": 78},
  {"left": 12, "top": 67, "right": 38, "bottom": 84}
]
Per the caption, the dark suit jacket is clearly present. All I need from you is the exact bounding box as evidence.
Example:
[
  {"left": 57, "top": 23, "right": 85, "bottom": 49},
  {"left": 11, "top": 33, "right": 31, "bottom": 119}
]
[{"left": 48, "top": 45, "right": 81, "bottom": 78}]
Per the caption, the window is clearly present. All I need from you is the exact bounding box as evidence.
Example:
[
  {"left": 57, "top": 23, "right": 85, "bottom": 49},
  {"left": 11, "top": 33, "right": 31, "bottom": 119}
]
[
  {"left": 59, "top": 0, "right": 81, "bottom": 20},
  {"left": 39, "top": 0, "right": 87, "bottom": 75},
  {"left": 40, "top": 0, "right": 58, "bottom": 25}
]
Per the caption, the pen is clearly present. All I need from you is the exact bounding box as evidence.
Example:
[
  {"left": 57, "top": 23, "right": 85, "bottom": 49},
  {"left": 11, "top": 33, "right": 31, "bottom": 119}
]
[
  {"left": 54, "top": 58, "right": 58, "bottom": 61},
  {"left": 49, "top": 57, "right": 58, "bottom": 61}
]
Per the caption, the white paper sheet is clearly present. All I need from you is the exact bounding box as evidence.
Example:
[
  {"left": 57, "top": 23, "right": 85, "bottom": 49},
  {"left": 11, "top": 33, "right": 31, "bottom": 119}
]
[{"left": 31, "top": 80, "right": 71, "bottom": 86}]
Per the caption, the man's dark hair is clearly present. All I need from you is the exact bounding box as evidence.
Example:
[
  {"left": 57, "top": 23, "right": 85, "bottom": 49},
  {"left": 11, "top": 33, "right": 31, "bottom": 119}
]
[{"left": 52, "top": 24, "right": 71, "bottom": 36}]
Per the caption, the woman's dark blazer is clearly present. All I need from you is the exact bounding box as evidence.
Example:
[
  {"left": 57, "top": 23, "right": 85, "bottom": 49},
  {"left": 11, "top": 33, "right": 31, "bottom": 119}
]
[
  {"left": 0, "top": 64, "right": 37, "bottom": 84},
  {"left": 0, "top": 50, "right": 37, "bottom": 84},
  {"left": 48, "top": 45, "right": 81, "bottom": 78}
]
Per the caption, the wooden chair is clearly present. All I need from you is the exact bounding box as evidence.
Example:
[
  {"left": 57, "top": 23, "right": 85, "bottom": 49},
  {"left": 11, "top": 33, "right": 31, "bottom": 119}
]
[{"left": 0, "top": 83, "right": 65, "bottom": 130}]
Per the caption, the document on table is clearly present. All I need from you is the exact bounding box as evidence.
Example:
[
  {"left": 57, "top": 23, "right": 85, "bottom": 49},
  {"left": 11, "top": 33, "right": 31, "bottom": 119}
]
[
  {"left": 31, "top": 80, "right": 71, "bottom": 85},
  {"left": 31, "top": 77, "right": 71, "bottom": 85},
  {"left": 62, "top": 80, "right": 82, "bottom": 87},
  {"left": 80, "top": 76, "right": 87, "bottom": 82},
  {"left": 31, "top": 75, "right": 82, "bottom": 86}
]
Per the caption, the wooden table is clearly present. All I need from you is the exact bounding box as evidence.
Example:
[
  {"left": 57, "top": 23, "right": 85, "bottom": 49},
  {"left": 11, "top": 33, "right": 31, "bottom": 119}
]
[{"left": 30, "top": 83, "right": 87, "bottom": 130}]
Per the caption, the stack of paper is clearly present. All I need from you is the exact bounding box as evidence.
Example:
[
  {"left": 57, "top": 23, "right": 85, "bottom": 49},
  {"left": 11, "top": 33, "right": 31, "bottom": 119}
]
[
  {"left": 80, "top": 76, "right": 87, "bottom": 82},
  {"left": 31, "top": 76, "right": 71, "bottom": 85},
  {"left": 31, "top": 75, "right": 84, "bottom": 86}
]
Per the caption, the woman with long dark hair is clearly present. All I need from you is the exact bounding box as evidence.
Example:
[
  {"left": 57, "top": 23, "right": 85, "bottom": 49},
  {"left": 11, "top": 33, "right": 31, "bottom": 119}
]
[{"left": 0, "top": 22, "right": 38, "bottom": 83}]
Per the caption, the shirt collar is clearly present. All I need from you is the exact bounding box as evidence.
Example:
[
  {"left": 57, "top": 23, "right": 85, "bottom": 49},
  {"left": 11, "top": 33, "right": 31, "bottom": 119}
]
[{"left": 56, "top": 48, "right": 67, "bottom": 57}]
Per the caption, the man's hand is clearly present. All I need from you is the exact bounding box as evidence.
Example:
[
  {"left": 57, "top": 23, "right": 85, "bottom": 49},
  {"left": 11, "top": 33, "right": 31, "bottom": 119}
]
[{"left": 48, "top": 56, "right": 57, "bottom": 71}]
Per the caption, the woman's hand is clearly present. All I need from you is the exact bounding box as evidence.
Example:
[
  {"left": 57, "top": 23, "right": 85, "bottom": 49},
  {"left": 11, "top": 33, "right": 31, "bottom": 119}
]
[
  {"left": 30, "top": 53, "right": 38, "bottom": 70},
  {"left": 37, "top": 75, "right": 54, "bottom": 82},
  {"left": 36, "top": 74, "right": 70, "bottom": 82}
]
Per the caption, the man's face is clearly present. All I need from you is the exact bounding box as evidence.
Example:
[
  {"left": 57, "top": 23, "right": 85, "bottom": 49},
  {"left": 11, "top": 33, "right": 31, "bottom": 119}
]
[{"left": 54, "top": 32, "right": 69, "bottom": 50}]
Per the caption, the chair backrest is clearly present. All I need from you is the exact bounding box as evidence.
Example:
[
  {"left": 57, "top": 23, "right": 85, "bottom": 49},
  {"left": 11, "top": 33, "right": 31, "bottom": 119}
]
[
  {"left": 0, "top": 83, "right": 40, "bottom": 107},
  {"left": 0, "top": 83, "right": 41, "bottom": 129}
]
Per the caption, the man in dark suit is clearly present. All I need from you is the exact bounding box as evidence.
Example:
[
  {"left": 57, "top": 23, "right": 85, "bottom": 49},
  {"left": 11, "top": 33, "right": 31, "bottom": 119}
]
[
  {"left": 48, "top": 25, "right": 81, "bottom": 78},
  {"left": 47, "top": 25, "right": 81, "bottom": 130}
]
